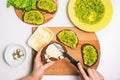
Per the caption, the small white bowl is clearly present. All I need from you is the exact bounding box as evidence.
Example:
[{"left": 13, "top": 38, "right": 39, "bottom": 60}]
[{"left": 4, "top": 44, "right": 26, "bottom": 67}]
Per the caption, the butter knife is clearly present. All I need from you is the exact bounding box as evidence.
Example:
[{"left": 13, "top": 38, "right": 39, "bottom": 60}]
[
  {"left": 53, "top": 43, "right": 88, "bottom": 75},
  {"left": 53, "top": 43, "right": 79, "bottom": 68}
]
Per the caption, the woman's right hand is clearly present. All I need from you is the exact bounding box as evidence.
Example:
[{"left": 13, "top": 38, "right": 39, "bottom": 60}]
[{"left": 77, "top": 63, "right": 104, "bottom": 80}]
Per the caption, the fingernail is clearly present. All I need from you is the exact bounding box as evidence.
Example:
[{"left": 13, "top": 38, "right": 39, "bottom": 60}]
[{"left": 78, "top": 62, "right": 81, "bottom": 66}]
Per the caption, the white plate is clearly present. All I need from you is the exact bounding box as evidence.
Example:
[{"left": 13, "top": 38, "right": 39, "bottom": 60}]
[{"left": 4, "top": 44, "right": 26, "bottom": 67}]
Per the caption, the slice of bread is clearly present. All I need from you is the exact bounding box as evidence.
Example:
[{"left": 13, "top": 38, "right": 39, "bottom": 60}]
[
  {"left": 37, "top": 0, "right": 57, "bottom": 13},
  {"left": 81, "top": 44, "right": 98, "bottom": 67},
  {"left": 57, "top": 29, "right": 79, "bottom": 48},
  {"left": 41, "top": 42, "right": 66, "bottom": 63}
]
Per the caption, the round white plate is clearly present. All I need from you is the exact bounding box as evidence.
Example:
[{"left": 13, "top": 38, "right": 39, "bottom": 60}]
[{"left": 4, "top": 44, "right": 26, "bottom": 67}]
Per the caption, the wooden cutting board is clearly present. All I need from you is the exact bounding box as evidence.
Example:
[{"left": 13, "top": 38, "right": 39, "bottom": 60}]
[{"left": 32, "top": 27, "right": 100, "bottom": 75}]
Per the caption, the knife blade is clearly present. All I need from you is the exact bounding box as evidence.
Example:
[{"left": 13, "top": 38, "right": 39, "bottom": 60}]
[{"left": 53, "top": 43, "right": 79, "bottom": 68}]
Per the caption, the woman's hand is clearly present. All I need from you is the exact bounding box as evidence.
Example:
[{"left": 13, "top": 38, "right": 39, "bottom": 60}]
[
  {"left": 77, "top": 63, "right": 104, "bottom": 80},
  {"left": 20, "top": 46, "right": 55, "bottom": 80}
]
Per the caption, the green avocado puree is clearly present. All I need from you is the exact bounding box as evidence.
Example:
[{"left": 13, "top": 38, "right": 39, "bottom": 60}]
[
  {"left": 74, "top": 0, "right": 105, "bottom": 24},
  {"left": 23, "top": 10, "right": 44, "bottom": 25},
  {"left": 82, "top": 44, "right": 98, "bottom": 66},
  {"left": 37, "top": 0, "right": 57, "bottom": 13},
  {"left": 57, "top": 30, "right": 78, "bottom": 48}
]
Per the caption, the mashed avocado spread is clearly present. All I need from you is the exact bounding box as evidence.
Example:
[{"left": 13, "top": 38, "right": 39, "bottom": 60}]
[
  {"left": 37, "top": 0, "right": 57, "bottom": 13},
  {"left": 57, "top": 30, "right": 78, "bottom": 48},
  {"left": 74, "top": 0, "right": 105, "bottom": 25},
  {"left": 82, "top": 44, "right": 98, "bottom": 67},
  {"left": 23, "top": 10, "right": 44, "bottom": 25}
]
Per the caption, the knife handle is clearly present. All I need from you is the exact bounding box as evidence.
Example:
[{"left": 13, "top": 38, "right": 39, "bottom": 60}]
[
  {"left": 70, "top": 58, "right": 79, "bottom": 69},
  {"left": 63, "top": 52, "right": 79, "bottom": 68},
  {"left": 63, "top": 52, "right": 88, "bottom": 75}
]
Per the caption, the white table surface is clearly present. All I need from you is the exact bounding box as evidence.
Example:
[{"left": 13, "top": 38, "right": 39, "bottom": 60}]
[{"left": 0, "top": 0, "right": 120, "bottom": 80}]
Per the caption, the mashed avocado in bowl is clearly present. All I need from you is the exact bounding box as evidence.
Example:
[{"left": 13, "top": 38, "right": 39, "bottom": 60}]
[
  {"left": 68, "top": 0, "right": 113, "bottom": 32},
  {"left": 74, "top": 0, "right": 105, "bottom": 25},
  {"left": 81, "top": 44, "right": 98, "bottom": 67},
  {"left": 57, "top": 29, "right": 78, "bottom": 48}
]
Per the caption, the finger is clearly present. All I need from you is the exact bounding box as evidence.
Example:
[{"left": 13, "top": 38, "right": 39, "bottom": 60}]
[
  {"left": 42, "top": 61, "right": 55, "bottom": 70},
  {"left": 92, "top": 69, "right": 100, "bottom": 80},
  {"left": 96, "top": 70, "right": 104, "bottom": 80},
  {"left": 35, "top": 44, "right": 47, "bottom": 62},
  {"left": 77, "top": 63, "right": 89, "bottom": 80},
  {"left": 87, "top": 68, "right": 97, "bottom": 80}
]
